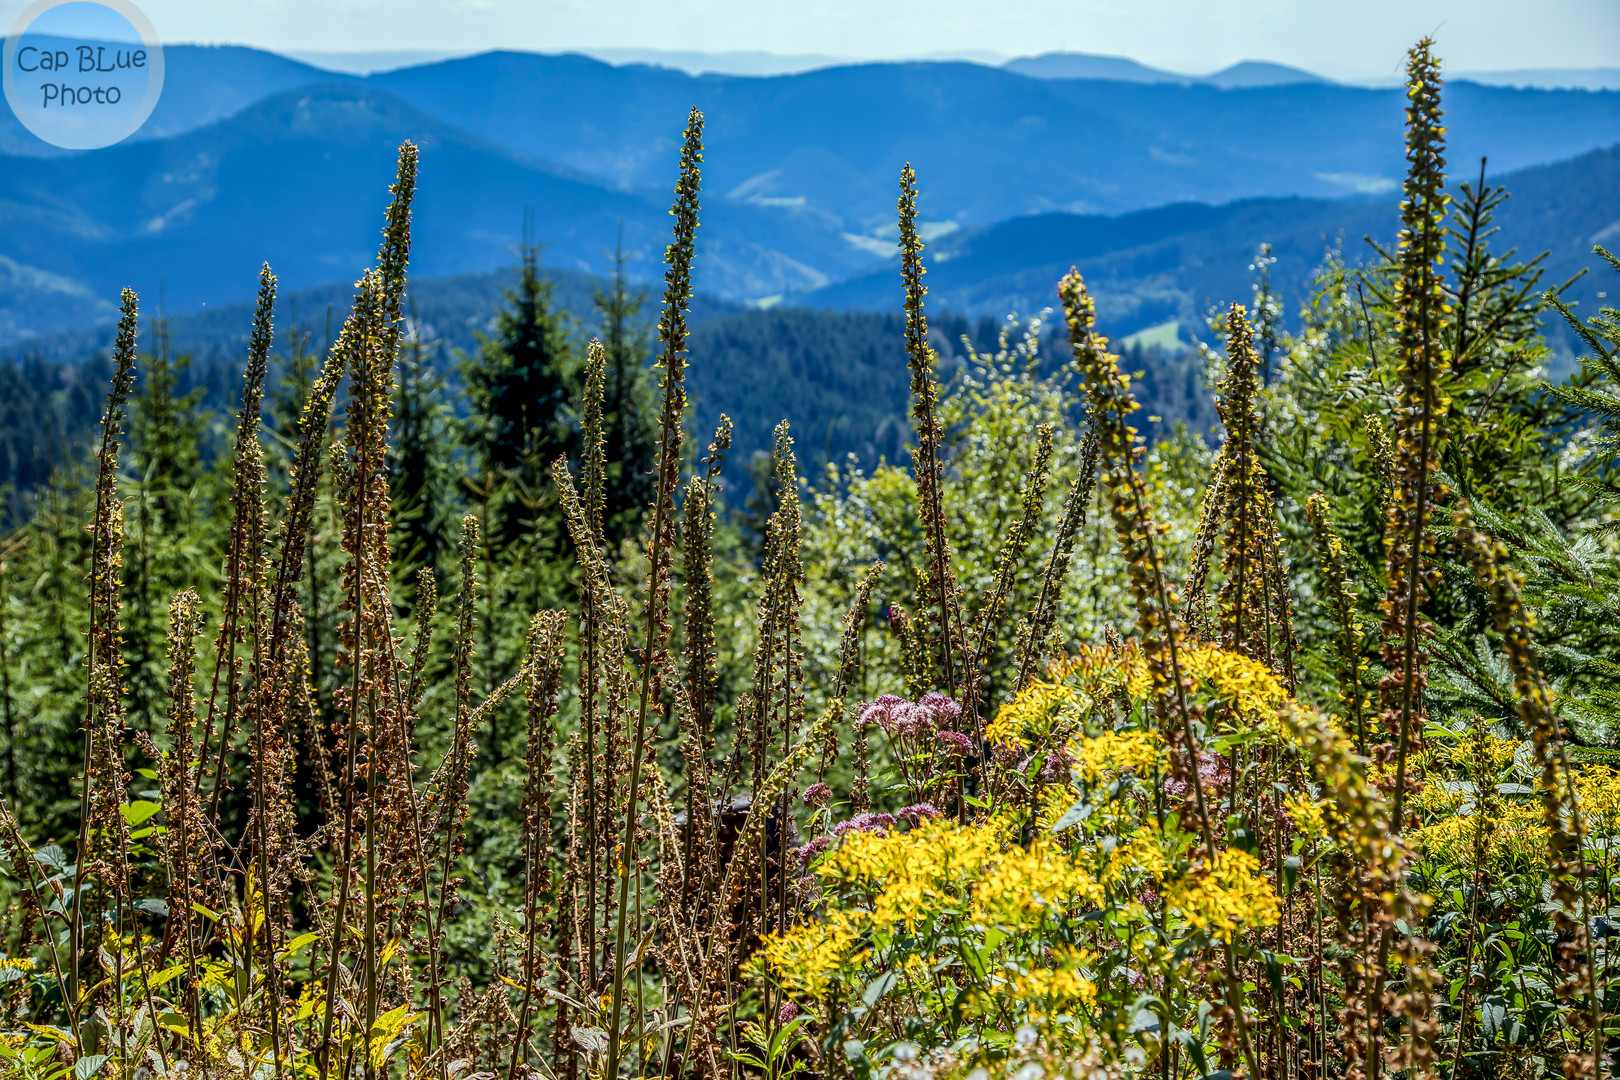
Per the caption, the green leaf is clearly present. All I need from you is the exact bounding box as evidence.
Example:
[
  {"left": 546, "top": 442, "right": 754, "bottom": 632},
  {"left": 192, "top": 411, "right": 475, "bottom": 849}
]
[
  {"left": 1049, "top": 798, "right": 1094, "bottom": 834},
  {"left": 75, "top": 1054, "right": 108, "bottom": 1080},
  {"left": 862, "top": 970, "right": 898, "bottom": 1008},
  {"left": 121, "top": 801, "right": 160, "bottom": 827}
]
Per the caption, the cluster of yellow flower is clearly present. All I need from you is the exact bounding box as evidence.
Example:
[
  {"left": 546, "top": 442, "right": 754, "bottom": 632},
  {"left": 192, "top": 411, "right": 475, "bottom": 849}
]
[
  {"left": 985, "top": 680, "right": 1080, "bottom": 751},
  {"left": 974, "top": 838, "right": 1105, "bottom": 925},
  {"left": 1414, "top": 802, "right": 1549, "bottom": 869},
  {"left": 1163, "top": 848, "right": 1281, "bottom": 943},
  {"left": 1177, "top": 645, "right": 1289, "bottom": 717},
  {"left": 1006, "top": 947, "right": 1100, "bottom": 1016},
  {"left": 758, "top": 911, "right": 865, "bottom": 998},
  {"left": 1578, "top": 764, "right": 1620, "bottom": 837},
  {"left": 819, "top": 816, "right": 1008, "bottom": 930},
  {"left": 1072, "top": 729, "right": 1166, "bottom": 783}
]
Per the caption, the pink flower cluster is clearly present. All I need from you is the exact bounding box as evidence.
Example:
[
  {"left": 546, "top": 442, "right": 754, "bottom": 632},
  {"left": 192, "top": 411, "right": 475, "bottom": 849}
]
[
  {"left": 898, "top": 802, "right": 941, "bottom": 823},
  {"left": 797, "top": 835, "right": 833, "bottom": 866},
  {"left": 832, "top": 811, "right": 895, "bottom": 837},
  {"left": 802, "top": 781, "right": 832, "bottom": 808},
  {"left": 1164, "top": 751, "right": 1231, "bottom": 797},
  {"left": 859, "top": 692, "right": 965, "bottom": 739}
]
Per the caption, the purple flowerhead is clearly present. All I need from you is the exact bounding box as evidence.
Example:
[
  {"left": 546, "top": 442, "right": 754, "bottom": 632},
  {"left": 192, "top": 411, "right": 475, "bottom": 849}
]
[
  {"left": 935, "top": 730, "right": 974, "bottom": 757},
  {"left": 1038, "top": 749, "right": 1074, "bottom": 784},
  {"left": 918, "top": 692, "right": 963, "bottom": 727},
  {"left": 779, "top": 999, "right": 801, "bottom": 1023},
  {"left": 860, "top": 694, "right": 908, "bottom": 731},
  {"left": 833, "top": 811, "right": 895, "bottom": 837},
  {"left": 797, "top": 835, "right": 833, "bottom": 866},
  {"left": 898, "top": 802, "right": 941, "bottom": 824},
  {"left": 803, "top": 781, "right": 832, "bottom": 808}
]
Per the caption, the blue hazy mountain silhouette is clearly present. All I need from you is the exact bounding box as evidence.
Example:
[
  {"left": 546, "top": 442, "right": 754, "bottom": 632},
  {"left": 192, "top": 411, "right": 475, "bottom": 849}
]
[{"left": 3, "top": 43, "right": 1619, "bottom": 345}]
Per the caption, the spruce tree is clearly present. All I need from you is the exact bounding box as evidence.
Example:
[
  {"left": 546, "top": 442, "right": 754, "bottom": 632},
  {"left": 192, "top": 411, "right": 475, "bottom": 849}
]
[
  {"left": 127, "top": 313, "right": 209, "bottom": 732},
  {"left": 593, "top": 235, "right": 659, "bottom": 545},
  {"left": 461, "top": 243, "right": 575, "bottom": 551},
  {"left": 392, "top": 303, "right": 454, "bottom": 577}
]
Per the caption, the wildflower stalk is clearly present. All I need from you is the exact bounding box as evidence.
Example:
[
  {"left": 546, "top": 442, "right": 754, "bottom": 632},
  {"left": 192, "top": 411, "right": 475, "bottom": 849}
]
[
  {"left": 510, "top": 610, "right": 568, "bottom": 1079},
  {"left": 1381, "top": 37, "right": 1449, "bottom": 840},
  {"left": 71, "top": 288, "right": 139, "bottom": 1023},
  {"left": 899, "top": 163, "right": 966, "bottom": 698},
  {"left": 1014, "top": 427, "right": 1098, "bottom": 691},
  {"left": 965, "top": 422, "right": 1053, "bottom": 718},
  {"left": 1306, "top": 493, "right": 1369, "bottom": 752},
  {"left": 606, "top": 105, "right": 702, "bottom": 1080},
  {"left": 1060, "top": 268, "right": 1263, "bottom": 1080},
  {"left": 1457, "top": 512, "right": 1603, "bottom": 1074}
]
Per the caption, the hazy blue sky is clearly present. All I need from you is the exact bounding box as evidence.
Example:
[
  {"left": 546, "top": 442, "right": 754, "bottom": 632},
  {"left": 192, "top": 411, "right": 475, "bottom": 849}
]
[{"left": 4, "top": 0, "right": 1617, "bottom": 79}]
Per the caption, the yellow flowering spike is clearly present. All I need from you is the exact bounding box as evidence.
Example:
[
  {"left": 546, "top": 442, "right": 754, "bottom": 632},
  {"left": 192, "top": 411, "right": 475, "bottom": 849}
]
[{"left": 1164, "top": 848, "right": 1280, "bottom": 943}]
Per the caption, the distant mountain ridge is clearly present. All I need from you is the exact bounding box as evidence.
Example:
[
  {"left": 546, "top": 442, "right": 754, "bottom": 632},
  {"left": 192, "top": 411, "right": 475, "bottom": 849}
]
[
  {"left": 0, "top": 82, "right": 877, "bottom": 342},
  {"left": 3, "top": 42, "right": 1618, "bottom": 348},
  {"left": 803, "top": 143, "right": 1620, "bottom": 361},
  {"left": 1003, "top": 53, "right": 1329, "bottom": 88}
]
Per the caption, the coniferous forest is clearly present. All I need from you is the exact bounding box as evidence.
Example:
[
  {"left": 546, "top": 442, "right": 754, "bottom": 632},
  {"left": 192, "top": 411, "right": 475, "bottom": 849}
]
[{"left": 3, "top": 38, "right": 1620, "bottom": 1080}]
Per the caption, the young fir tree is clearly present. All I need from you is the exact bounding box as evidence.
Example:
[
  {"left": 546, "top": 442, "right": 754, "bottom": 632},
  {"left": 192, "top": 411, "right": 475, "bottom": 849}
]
[
  {"left": 461, "top": 242, "right": 576, "bottom": 552},
  {"left": 460, "top": 240, "right": 576, "bottom": 750},
  {"left": 392, "top": 301, "right": 455, "bottom": 577},
  {"left": 126, "top": 312, "right": 209, "bottom": 732},
  {"left": 592, "top": 234, "right": 660, "bottom": 546}
]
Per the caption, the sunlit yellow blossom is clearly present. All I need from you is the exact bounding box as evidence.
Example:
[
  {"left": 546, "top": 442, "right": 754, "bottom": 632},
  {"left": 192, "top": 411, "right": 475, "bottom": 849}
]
[
  {"left": 1415, "top": 803, "right": 1548, "bottom": 868},
  {"left": 1181, "top": 646, "right": 1287, "bottom": 715},
  {"left": 987, "top": 680, "right": 1077, "bottom": 750},
  {"left": 1008, "top": 947, "right": 1099, "bottom": 1015},
  {"left": 759, "top": 911, "right": 864, "bottom": 998},
  {"left": 1073, "top": 729, "right": 1166, "bottom": 783},
  {"left": 1100, "top": 829, "right": 1173, "bottom": 887},
  {"left": 1164, "top": 848, "right": 1280, "bottom": 942},
  {"left": 975, "top": 839, "right": 1104, "bottom": 926},
  {"left": 1282, "top": 793, "right": 1327, "bottom": 839},
  {"left": 1579, "top": 765, "right": 1620, "bottom": 836},
  {"left": 820, "top": 817, "right": 1008, "bottom": 931}
]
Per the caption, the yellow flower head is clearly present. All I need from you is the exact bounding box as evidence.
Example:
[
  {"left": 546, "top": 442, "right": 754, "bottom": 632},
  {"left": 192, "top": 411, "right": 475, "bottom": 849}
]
[
  {"left": 1007, "top": 946, "right": 1099, "bottom": 1017},
  {"left": 819, "top": 816, "right": 1008, "bottom": 931},
  {"left": 1282, "top": 793, "right": 1327, "bottom": 839},
  {"left": 1073, "top": 729, "right": 1166, "bottom": 783},
  {"left": 759, "top": 911, "right": 864, "bottom": 999},
  {"left": 1165, "top": 848, "right": 1280, "bottom": 943},
  {"left": 974, "top": 838, "right": 1104, "bottom": 927}
]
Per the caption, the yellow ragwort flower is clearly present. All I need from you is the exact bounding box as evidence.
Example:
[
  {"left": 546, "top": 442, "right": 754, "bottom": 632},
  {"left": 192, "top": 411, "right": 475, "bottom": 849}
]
[{"left": 1164, "top": 848, "right": 1280, "bottom": 943}]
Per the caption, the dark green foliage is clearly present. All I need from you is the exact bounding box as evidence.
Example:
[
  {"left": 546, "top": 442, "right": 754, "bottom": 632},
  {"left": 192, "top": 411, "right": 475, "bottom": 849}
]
[
  {"left": 592, "top": 242, "right": 660, "bottom": 546},
  {"left": 461, "top": 244, "right": 576, "bottom": 549}
]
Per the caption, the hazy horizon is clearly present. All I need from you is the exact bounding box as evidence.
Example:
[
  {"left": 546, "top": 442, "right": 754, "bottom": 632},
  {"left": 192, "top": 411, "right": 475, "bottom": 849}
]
[{"left": 4, "top": 0, "right": 1613, "bottom": 85}]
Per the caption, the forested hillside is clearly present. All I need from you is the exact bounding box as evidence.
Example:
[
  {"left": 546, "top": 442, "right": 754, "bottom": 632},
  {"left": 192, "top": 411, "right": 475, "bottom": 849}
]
[{"left": 2, "top": 36, "right": 1620, "bottom": 1080}]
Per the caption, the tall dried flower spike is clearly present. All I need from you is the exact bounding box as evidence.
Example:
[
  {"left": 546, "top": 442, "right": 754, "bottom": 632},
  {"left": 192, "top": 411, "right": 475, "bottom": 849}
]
[
  {"left": 1213, "top": 305, "right": 1272, "bottom": 662},
  {"left": 1014, "top": 428, "right": 1099, "bottom": 691},
  {"left": 965, "top": 423, "right": 1053, "bottom": 727},
  {"left": 1306, "top": 493, "right": 1369, "bottom": 751},
  {"left": 1456, "top": 510, "right": 1603, "bottom": 1073},
  {"left": 72, "top": 287, "right": 139, "bottom": 1015},
  {"left": 1059, "top": 267, "right": 1262, "bottom": 1080},
  {"left": 899, "top": 163, "right": 966, "bottom": 695},
  {"left": 607, "top": 105, "right": 702, "bottom": 1080},
  {"left": 1380, "top": 37, "right": 1450, "bottom": 837}
]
